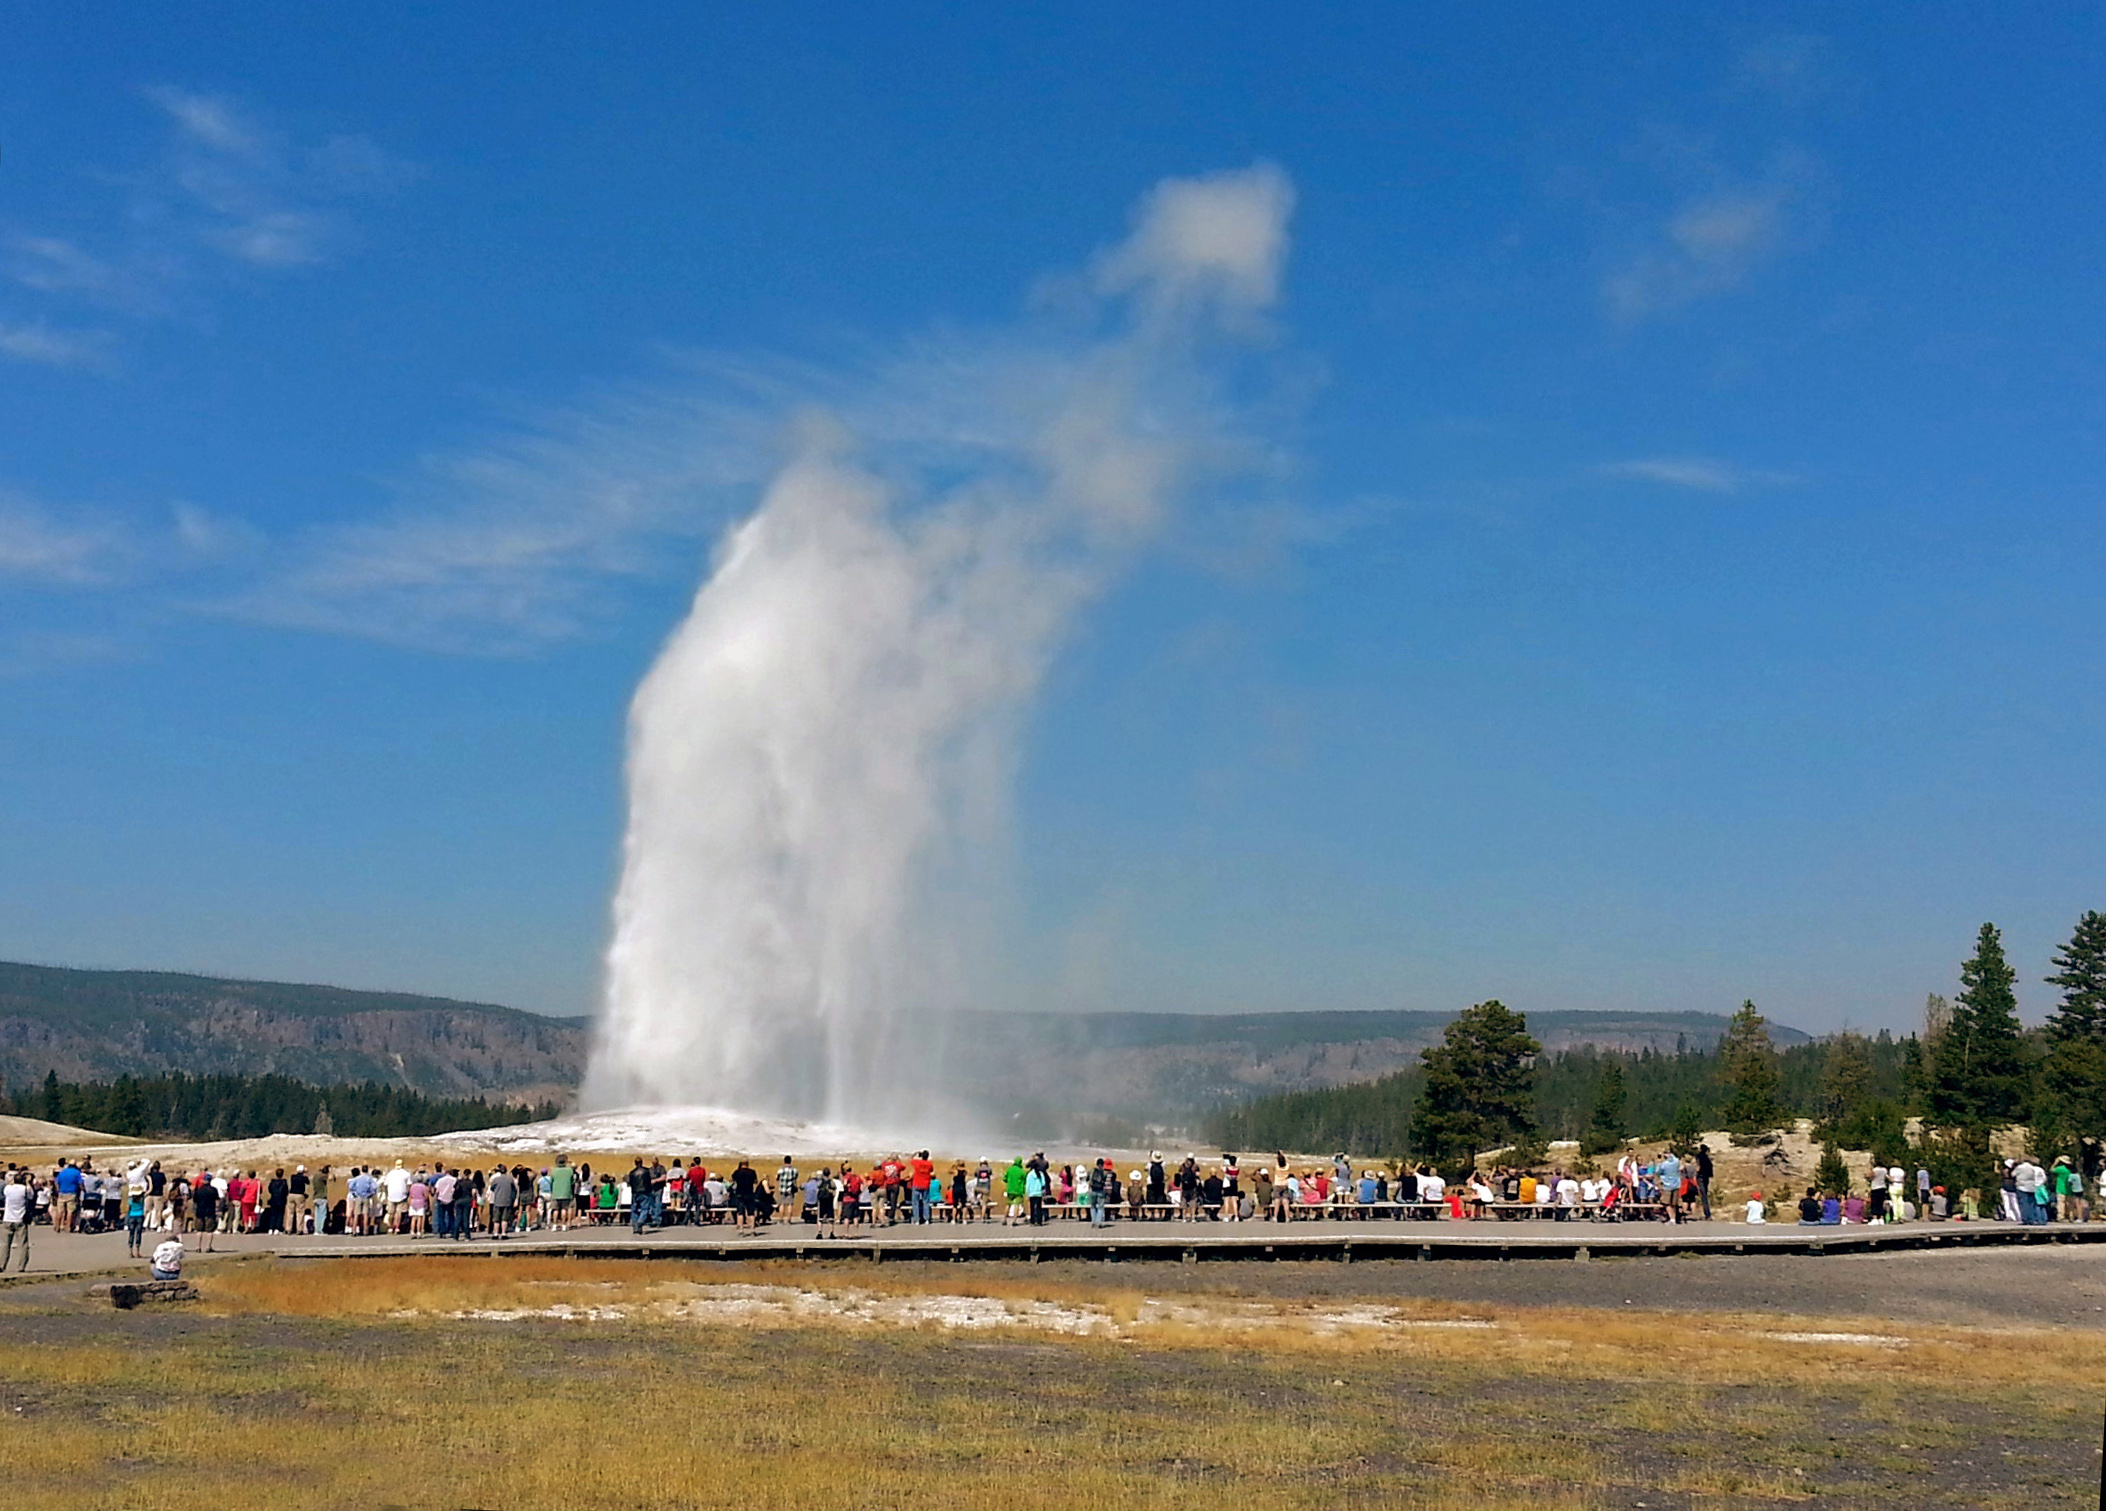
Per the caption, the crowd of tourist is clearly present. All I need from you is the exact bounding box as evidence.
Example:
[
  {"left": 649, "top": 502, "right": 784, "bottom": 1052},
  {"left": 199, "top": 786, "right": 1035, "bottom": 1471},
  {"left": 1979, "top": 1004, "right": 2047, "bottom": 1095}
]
[
  {"left": 0, "top": 1141, "right": 2094, "bottom": 1267},
  {"left": 1774, "top": 1155, "right": 2087, "bottom": 1226}
]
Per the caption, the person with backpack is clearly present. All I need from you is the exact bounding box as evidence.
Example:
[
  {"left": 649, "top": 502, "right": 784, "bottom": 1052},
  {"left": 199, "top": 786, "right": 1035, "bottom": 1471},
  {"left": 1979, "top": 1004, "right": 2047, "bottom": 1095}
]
[{"left": 1086, "top": 1158, "right": 1109, "bottom": 1227}]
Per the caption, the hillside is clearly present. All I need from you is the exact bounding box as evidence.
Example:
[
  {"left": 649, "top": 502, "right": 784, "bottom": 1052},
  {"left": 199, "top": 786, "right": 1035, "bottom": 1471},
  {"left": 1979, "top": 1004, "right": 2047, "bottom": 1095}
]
[
  {"left": 0, "top": 963, "right": 588, "bottom": 1102},
  {"left": 0, "top": 961, "right": 1802, "bottom": 1128}
]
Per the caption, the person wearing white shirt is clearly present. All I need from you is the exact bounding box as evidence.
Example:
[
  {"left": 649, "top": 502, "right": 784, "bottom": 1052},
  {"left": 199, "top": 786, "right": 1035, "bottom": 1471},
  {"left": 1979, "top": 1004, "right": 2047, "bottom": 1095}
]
[
  {"left": 149, "top": 1237, "right": 184, "bottom": 1280},
  {"left": 1467, "top": 1177, "right": 1496, "bottom": 1218},
  {"left": 1745, "top": 1193, "right": 1768, "bottom": 1224},
  {"left": 1, "top": 1167, "right": 31, "bottom": 1272},
  {"left": 384, "top": 1162, "right": 412, "bottom": 1234}
]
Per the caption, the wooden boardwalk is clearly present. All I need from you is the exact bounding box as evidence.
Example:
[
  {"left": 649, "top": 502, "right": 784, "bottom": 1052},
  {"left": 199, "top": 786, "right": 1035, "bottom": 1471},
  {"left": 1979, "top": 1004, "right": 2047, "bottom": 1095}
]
[
  {"left": 290, "top": 1218, "right": 2106, "bottom": 1266},
  {"left": 10, "top": 1218, "right": 2103, "bottom": 1284}
]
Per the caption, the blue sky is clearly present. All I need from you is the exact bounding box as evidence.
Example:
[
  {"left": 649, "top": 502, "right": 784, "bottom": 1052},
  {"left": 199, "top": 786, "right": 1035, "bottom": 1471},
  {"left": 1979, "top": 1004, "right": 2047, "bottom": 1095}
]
[{"left": 3, "top": 9, "right": 2100, "bottom": 1034}]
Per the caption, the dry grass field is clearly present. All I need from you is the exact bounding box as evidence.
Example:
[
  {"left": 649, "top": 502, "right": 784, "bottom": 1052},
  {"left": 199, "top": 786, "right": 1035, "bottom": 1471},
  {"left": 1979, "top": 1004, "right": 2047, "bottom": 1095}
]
[{"left": 1, "top": 1254, "right": 2096, "bottom": 1509}]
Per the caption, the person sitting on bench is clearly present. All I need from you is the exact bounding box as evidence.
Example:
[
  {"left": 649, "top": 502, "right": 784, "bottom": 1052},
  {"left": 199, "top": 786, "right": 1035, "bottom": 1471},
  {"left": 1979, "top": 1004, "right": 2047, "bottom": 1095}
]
[{"left": 149, "top": 1236, "right": 185, "bottom": 1282}]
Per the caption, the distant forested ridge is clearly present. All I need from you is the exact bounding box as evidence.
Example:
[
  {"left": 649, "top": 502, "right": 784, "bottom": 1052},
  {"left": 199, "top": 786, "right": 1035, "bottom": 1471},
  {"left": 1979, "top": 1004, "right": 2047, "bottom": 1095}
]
[
  {"left": 2, "top": 960, "right": 1796, "bottom": 1131},
  {"left": 1203, "top": 1030, "right": 1918, "bottom": 1157},
  {"left": 0, "top": 961, "right": 587, "bottom": 1100},
  {"left": 2, "top": 1070, "right": 561, "bottom": 1141}
]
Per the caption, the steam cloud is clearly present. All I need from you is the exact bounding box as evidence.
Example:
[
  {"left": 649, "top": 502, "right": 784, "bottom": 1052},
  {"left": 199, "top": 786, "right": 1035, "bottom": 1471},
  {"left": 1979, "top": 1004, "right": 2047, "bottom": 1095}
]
[{"left": 582, "top": 165, "right": 1296, "bottom": 1126}]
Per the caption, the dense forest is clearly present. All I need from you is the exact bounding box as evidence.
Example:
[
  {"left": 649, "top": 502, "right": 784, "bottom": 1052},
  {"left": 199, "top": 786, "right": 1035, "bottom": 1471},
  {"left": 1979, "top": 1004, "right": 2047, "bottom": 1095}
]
[
  {"left": 1201, "top": 1031, "right": 1913, "bottom": 1156},
  {"left": 1, "top": 1070, "right": 559, "bottom": 1140}
]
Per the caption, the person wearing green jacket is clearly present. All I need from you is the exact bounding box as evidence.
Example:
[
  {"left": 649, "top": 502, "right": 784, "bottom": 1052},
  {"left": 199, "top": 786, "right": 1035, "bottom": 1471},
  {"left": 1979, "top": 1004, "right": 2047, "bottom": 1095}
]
[{"left": 1002, "top": 1158, "right": 1027, "bottom": 1226}]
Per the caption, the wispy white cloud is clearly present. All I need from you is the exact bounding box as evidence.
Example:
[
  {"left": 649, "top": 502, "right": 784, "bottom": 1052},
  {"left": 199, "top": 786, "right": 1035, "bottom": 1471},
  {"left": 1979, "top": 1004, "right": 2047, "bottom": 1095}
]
[
  {"left": 0, "top": 496, "right": 132, "bottom": 583},
  {"left": 1598, "top": 456, "right": 1795, "bottom": 494},
  {"left": 143, "top": 86, "right": 409, "bottom": 271},
  {"left": 8, "top": 236, "right": 123, "bottom": 298},
  {"left": 1594, "top": 119, "right": 1826, "bottom": 325},
  {"left": 15, "top": 165, "right": 1296, "bottom": 663},
  {"left": 170, "top": 501, "right": 264, "bottom": 561},
  {"left": 148, "top": 88, "right": 265, "bottom": 157},
  {"left": 214, "top": 370, "right": 789, "bottom": 653},
  {"left": 0, "top": 321, "right": 113, "bottom": 370},
  {"left": 1606, "top": 179, "right": 1792, "bottom": 321},
  {"left": 1, "top": 88, "right": 414, "bottom": 351}
]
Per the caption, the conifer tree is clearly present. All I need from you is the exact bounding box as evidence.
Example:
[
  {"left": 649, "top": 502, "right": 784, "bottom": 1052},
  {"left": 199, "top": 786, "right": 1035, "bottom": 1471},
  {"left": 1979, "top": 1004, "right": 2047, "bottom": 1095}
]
[
  {"left": 1582, "top": 1061, "right": 1627, "bottom": 1155},
  {"left": 1817, "top": 1031, "right": 1873, "bottom": 1138},
  {"left": 1408, "top": 1000, "right": 1540, "bottom": 1174},
  {"left": 1718, "top": 1000, "right": 1782, "bottom": 1135},
  {"left": 1929, "top": 923, "right": 2028, "bottom": 1128},
  {"left": 2045, "top": 912, "right": 2106, "bottom": 1043},
  {"left": 2042, "top": 911, "right": 2106, "bottom": 1136},
  {"left": 1815, "top": 1141, "right": 1851, "bottom": 1195}
]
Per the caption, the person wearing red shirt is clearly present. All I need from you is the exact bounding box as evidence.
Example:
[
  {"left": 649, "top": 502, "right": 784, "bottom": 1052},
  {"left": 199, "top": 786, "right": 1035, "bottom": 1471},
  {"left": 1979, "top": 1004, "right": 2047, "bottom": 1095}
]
[
  {"left": 841, "top": 1166, "right": 864, "bottom": 1230},
  {"left": 909, "top": 1151, "right": 936, "bottom": 1225}
]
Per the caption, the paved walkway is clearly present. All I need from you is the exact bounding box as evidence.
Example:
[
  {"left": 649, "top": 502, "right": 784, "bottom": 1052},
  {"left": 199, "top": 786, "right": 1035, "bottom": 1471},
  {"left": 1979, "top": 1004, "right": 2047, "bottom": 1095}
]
[{"left": 8, "top": 1216, "right": 2101, "bottom": 1284}]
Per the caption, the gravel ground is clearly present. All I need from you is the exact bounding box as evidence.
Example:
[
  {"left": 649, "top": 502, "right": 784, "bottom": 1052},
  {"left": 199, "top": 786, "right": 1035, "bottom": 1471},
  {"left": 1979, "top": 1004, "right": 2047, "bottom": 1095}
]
[{"left": 10, "top": 1229, "right": 2103, "bottom": 1330}]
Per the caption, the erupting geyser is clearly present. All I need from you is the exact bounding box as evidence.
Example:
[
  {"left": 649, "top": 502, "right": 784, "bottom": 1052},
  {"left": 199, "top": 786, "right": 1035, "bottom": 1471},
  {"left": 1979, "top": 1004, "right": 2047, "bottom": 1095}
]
[{"left": 582, "top": 164, "right": 1296, "bottom": 1127}]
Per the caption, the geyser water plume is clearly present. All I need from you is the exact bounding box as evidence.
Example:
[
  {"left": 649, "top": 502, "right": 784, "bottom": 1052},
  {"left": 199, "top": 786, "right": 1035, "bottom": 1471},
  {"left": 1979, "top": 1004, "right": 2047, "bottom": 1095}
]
[{"left": 582, "top": 164, "right": 1295, "bottom": 1125}]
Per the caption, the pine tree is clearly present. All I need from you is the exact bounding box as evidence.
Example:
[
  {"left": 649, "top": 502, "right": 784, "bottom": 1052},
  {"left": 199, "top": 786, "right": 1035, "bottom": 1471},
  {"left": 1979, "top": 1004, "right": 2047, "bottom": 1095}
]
[
  {"left": 1899, "top": 1035, "right": 1928, "bottom": 1112},
  {"left": 1815, "top": 1142, "right": 1851, "bottom": 1195},
  {"left": 1582, "top": 1061, "right": 1627, "bottom": 1155},
  {"left": 106, "top": 1074, "right": 148, "bottom": 1137},
  {"left": 1718, "top": 1000, "right": 1782, "bottom": 1136},
  {"left": 2046, "top": 912, "right": 2106, "bottom": 1043},
  {"left": 37, "top": 1069, "right": 63, "bottom": 1124},
  {"left": 1668, "top": 1102, "right": 1703, "bottom": 1154},
  {"left": 1408, "top": 1001, "right": 1541, "bottom": 1174},
  {"left": 1929, "top": 923, "right": 2029, "bottom": 1128},
  {"left": 1817, "top": 1031, "right": 1874, "bottom": 1138},
  {"left": 2041, "top": 911, "right": 2106, "bottom": 1142}
]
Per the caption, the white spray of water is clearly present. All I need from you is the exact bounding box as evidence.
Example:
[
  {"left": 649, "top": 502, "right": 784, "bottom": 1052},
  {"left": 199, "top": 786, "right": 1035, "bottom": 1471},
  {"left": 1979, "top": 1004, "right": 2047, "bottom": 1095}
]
[{"left": 582, "top": 165, "right": 1295, "bottom": 1125}]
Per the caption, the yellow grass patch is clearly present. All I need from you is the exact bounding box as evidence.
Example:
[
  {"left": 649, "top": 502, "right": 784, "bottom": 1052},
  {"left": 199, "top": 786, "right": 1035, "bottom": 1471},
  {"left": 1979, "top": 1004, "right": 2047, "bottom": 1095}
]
[{"left": 1, "top": 1255, "right": 2094, "bottom": 1509}]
